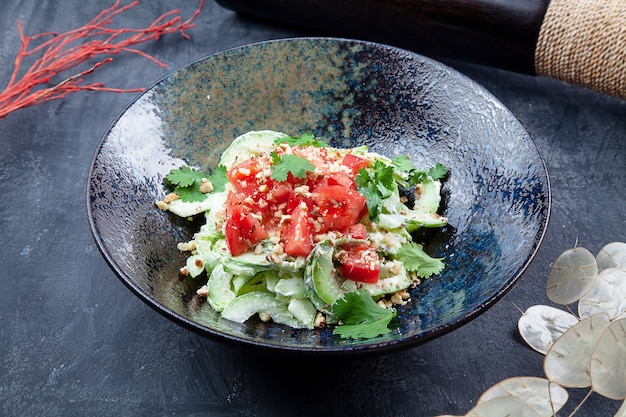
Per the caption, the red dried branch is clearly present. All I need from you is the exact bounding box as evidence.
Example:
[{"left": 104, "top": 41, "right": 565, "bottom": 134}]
[{"left": 0, "top": 0, "right": 204, "bottom": 120}]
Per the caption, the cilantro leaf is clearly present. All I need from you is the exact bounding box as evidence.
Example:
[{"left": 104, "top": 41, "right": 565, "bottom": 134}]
[
  {"left": 275, "top": 133, "right": 328, "bottom": 147},
  {"left": 427, "top": 163, "right": 448, "bottom": 181},
  {"left": 173, "top": 185, "right": 207, "bottom": 203},
  {"left": 165, "top": 166, "right": 206, "bottom": 188},
  {"left": 332, "top": 290, "right": 396, "bottom": 339},
  {"left": 270, "top": 153, "right": 315, "bottom": 181},
  {"left": 391, "top": 155, "right": 415, "bottom": 174},
  {"left": 208, "top": 165, "right": 228, "bottom": 192},
  {"left": 391, "top": 156, "right": 448, "bottom": 186},
  {"left": 355, "top": 160, "right": 395, "bottom": 220},
  {"left": 391, "top": 155, "right": 429, "bottom": 187},
  {"left": 164, "top": 165, "right": 226, "bottom": 203},
  {"left": 396, "top": 242, "right": 445, "bottom": 278}
]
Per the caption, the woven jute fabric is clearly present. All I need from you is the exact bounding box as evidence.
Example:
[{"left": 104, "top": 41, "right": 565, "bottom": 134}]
[{"left": 534, "top": 0, "right": 626, "bottom": 100}]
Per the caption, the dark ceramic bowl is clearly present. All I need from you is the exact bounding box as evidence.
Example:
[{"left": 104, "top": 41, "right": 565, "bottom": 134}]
[{"left": 87, "top": 38, "right": 550, "bottom": 356}]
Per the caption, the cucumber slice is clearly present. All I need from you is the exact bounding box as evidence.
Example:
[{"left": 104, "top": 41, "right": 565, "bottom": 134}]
[
  {"left": 185, "top": 254, "right": 205, "bottom": 278},
  {"left": 232, "top": 270, "right": 279, "bottom": 295},
  {"left": 376, "top": 210, "right": 446, "bottom": 235},
  {"left": 166, "top": 190, "right": 227, "bottom": 218},
  {"left": 342, "top": 260, "right": 412, "bottom": 297},
  {"left": 194, "top": 238, "right": 227, "bottom": 274},
  {"left": 404, "top": 209, "right": 448, "bottom": 231},
  {"left": 275, "top": 256, "right": 306, "bottom": 274},
  {"left": 221, "top": 292, "right": 307, "bottom": 329},
  {"left": 219, "top": 130, "right": 288, "bottom": 169},
  {"left": 222, "top": 261, "right": 256, "bottom": 277},
  {"left": 264, "top": 271, "right": 280, "bottom": 292},
  {"left": 199, "top": 192, "right": 228, "bottom": 234},
  {"left": 223, "top": 250, "right": 273, "bottom": 276},
  {"left": 304, "top": 241, "right": 345, "bottom": 308},
  {"left": 414, "top": 176, "right": 442, "bottom": 213},
  {"left": 275, "top": 277, "right": 306, "bottom": 298},
  {"left": 166, "top": 197, "right": 213, "bottom": 218},
  {"left": 377, "top": 213, "right": 407, "bottom": 230},
  {"left": 207, "top": 263, "right": 236, "bottom": 312},
  {"left": 288, "top": 298, "right": 317, "bottom": 329}
]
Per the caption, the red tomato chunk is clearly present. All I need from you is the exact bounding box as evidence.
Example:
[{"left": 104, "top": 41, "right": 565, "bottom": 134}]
[
  {"left": 311, "top": 185, "right": 366, "bottom": 234},
  {"left": 341, "top": 153, "right": 370, "bottom": 174},
  {"left": 338, "top": 243, "right": 380, "bottom": 283},
  {"left": 223, "top": 145, "right": 375, "bottom": 282},
  {"left": 224, "top": 199, "right": 268, "bottom": 256}
]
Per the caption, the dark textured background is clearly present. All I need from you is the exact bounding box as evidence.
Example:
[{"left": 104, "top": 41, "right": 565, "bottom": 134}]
[{"left": 0, "top": 1, "right": 624, "bottom": 416}]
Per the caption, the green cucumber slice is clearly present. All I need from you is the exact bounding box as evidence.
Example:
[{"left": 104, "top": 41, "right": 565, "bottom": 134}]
[
  {"left": 304, "top": 241, "right": 345, "bottom": 308},
  {"left": 166, "top": 190, "right": 227, "bottom": 218},
  {"left": 414, "top": 176, "right": 442, "bottom": 213},
  {"left": 219, "top": 130, "right": 288, "bottom": 169},
  {"left": 275, "top": 277, "right": 306, "bottom": 298},
  {"left": 342, "top": 261, "right": 412, "bottom": 297},
  {"left": 207, "top": 263, "right": 236, "bottom": 312},
  {"left": 288, "top": 298, "right": 317, "bottom": 329},
  {"left": 221, "top": 292, "right": 307, "bottom": 329}
]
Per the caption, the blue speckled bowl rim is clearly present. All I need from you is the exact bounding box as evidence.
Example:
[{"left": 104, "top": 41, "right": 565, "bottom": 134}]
[{"left": 87, "top": 37, "right": 551, "bottom": 357}]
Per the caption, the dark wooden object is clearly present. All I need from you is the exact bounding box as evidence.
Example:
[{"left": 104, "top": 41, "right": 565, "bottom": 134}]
[{"left": 216, "top": 0, "right": 550, "bottom": 73}]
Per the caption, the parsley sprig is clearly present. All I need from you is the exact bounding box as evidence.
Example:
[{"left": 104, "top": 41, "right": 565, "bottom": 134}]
[
  {"left": 332, "top": 290, "right": 397, "bottom": 339},
  {"left": 164, "top": 165, "right": 227, "bottom": 202}
]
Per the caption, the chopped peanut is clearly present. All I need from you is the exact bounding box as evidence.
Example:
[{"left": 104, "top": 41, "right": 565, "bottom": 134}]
[
  {"left": 177, "top": 241, "right": 196, "bottom": 252},
  {"left": 199, "top": 178, "right": 214, "bottom": 193},
  {"left": 163, "top": 192, "right": 179, "bottom": 203},
  {"left": 313, "top": 312, "right": 327, "bottom": 328},
  {"left": 196, "top": 285, "right": 209, "bottom": 297}
]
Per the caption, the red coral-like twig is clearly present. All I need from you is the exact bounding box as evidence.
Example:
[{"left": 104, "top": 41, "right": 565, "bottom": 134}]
[{"left": 0, "top": 0, "right": 204, "bottom": 120}]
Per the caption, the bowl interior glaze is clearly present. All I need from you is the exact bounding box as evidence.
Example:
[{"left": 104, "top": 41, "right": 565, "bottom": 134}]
[{"left": 87, "top": 38, "right": 550, "bottom": 355}]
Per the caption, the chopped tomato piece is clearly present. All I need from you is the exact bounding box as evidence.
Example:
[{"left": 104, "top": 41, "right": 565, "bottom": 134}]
[
  {"left": 341, "top": 153, "right": 370, "bottom": 175},
  {"left": 223, "top": 144, "right": 372, "bottom": 258},
  {"left": 283, "top": 204, "right": 314, "bottom": 257},
  {"left": 348, "top": 223, "right": 367, "bottom": 240},
  {"left": 268, "top": 184, "right": 293, "bottom": 205},
  {"left": 227, "top": 158, "right": 263, "bottom": 194},
  {"left": 225, "top": 203, "right": 268, "bottom": 256},
  {"left": 325, "top": 172, "right": 356, "bottom": 189},
  {"left": 339, "top": 244, "right": 380, "bottom": 283},
  {"left": 312, "top": 185, "right": 366, "bottom": 233},
  {"left": 293, "top": 145, "right": 329, "bottom": 171}
]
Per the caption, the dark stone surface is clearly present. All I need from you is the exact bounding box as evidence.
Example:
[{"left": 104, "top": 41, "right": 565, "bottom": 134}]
[{"left": 1, "top": 1, "right": 624, "bottom": 416}]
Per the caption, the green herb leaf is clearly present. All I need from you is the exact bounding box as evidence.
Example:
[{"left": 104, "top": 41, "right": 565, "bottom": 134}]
[
  {"left": 165, "top": 165, "right": 206, "bottom": 188},
  {"left": 173, "top": 185, "right": 207, "bottom": 202},
  {"left": 332, "top": 290, "right": 396, "bottom": 339},
  {"left": 391, "top": 156, "right": 448, "bottom": 186},
  {"left": 276, "top": 133, "right": 328, "bottom": 147},
  {"left": 164, "top": 165, "right": 225, "bottom": 203},
  {"left": 208, "top": 165, "right": 228, "bottom": 192},
  {"left": 396, "top": 242, "right": 445, "bottom": 278},
  {"left": 355, "top": 160, "right": 395, "bottom": 220},
  {"left": 270, "top": 153, "right": 315, "bottom": 181},
  {"left": 391, "top": 155, "right": 415, "bottom": 174},
  {"left": 427, "top": 162, "right": 448, "bottom": 181},
  {"left": 391, "top": 155, "right": 429, "bottom": 187}
]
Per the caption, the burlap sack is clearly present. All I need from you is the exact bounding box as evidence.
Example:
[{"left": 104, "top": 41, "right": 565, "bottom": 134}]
[{"left": 535, "top": 0, "right": 626, "bottom": 100}]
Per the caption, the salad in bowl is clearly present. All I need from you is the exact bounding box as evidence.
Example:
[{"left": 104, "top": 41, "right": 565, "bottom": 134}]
[{"left": 157, "top": 130, "right": 448, "bottom": 339}]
